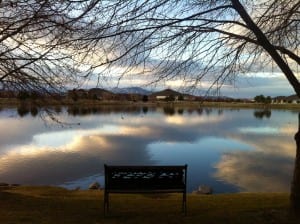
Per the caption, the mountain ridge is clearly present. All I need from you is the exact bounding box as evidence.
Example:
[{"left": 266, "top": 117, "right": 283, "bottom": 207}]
[{"left": 111, "top": 87, "right": 152, "bottom": 95}]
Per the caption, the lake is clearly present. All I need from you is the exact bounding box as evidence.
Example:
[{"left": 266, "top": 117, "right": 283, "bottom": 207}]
[{"left": 0, "top": 105, "right": 298, "bottom": 193}]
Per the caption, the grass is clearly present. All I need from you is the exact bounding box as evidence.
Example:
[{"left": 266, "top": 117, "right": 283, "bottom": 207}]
[{"left": 0, "top": 186, "right": 299, "bottom": 224}]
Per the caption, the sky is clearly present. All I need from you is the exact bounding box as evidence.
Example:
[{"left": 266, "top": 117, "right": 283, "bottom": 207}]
[
  {"left": 217, "top": 73, "right": 296, "bottom": 98},
  {"left": 2, "top": 0, "right": 298, "bottom": 100},
  {"left": 68, "top": 0, "right": 299, "bottom": 99},
  {"left": 84, "top": 70, "right": 296, "bottom": 99}
]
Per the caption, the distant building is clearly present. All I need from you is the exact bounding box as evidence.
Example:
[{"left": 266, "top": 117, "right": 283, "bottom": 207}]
[
  {"left": 272, "top": 95, "right": 300, "bottom": 104},
  {"left": 156, "top": 95, "right": 167, "bottom": 100},
  {"left": 149, "top": 89, "right": 183, "bottom": 101},
  {"left": 285, "top": 95, "right": 300, "bottom": 104}
]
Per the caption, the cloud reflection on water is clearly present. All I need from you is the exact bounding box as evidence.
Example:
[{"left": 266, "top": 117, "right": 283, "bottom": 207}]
[
  {"left": 0, "top": 108, "right": 227, "bottom": 188},
  {"left": 0, "top": 134, "right": 154, "bottom": 185},
  {"left": 215, "top": 151, "right": 293, "bottom": 192},
  {"left": 214, "top": 120, "right": 296, "bottom": 192},
  {"left": 0, "top": 107, "right": 298, "bottom": 192}
]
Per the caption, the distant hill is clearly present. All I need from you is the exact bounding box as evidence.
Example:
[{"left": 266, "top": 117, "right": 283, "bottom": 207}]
[
  {"left": 111, "top": 87, "right": 152, "bottom": 95},
  {"left": 88, "top": 88, "right": 114, "bottom": 94},
  {"left": 150, "top": 88, "right": 183, "bottom": 97}
]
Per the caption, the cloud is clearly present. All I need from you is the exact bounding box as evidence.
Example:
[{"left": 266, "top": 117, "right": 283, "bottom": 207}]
[{"left": 220, "top": 74, "right": 294, "bottom": 98}]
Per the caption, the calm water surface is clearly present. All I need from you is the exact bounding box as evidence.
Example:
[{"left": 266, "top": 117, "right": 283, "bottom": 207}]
[{"left": 0, "top": 105, "right": 298, "bottom": 193}]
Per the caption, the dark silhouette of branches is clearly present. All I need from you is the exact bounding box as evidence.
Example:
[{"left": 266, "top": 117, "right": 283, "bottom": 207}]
[
  {"left": 1, "top": 1, "right": 299, "bottom": 95},
  {"left": 54, "top": 0, "right": 298, "bottom": 96},
  {"left": 0, "top": 0, "right": 99, "bottom": 94}
]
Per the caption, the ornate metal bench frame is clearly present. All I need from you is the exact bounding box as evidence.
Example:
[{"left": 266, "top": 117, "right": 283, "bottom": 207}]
[{"left": 104, "top": 164, "right": 187, "bottom": 215}]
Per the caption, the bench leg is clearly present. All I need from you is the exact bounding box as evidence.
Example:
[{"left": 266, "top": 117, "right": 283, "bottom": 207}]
[
  {"left": 182, "top": 192, "right": 187, "bottom": 216},
  {"left": 104, "top": 192, "right": 109, "bottom": 215}
]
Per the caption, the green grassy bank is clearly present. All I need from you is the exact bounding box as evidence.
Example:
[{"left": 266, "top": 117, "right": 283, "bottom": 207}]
[{"left": 0, "top": 186, "right": 298, "bottom": 224}]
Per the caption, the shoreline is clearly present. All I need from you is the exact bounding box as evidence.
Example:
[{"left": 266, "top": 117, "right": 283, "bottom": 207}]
[{"left": 1, "top": 98, "right": 300, "bottom": 110}]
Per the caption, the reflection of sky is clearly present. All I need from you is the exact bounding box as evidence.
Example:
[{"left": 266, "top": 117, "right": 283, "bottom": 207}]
[
  {"left": 239, "top": 127, "right": 279, "bottom": 135},
  {"left": 0, "top": 107, "right": 298, "bottom": 193},
  {"left": 32, "top": 125, "right": 120, "bottom": 148},
  {"left": 148, "top": 137, "right": 253, "bottom": 192}
]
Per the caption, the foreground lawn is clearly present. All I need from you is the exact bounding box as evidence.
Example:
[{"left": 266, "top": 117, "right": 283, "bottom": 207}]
[{"left": 0, "top": 186, "right": 298, "bottom": 224}]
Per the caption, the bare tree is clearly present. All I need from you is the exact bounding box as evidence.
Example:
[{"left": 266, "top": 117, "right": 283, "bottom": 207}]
[
  {"left": 2, "top": 1, "right": 299, "bottom": 94},
  {"left": 70, "top": 0, "right": 299, "bottom": 93},
  {"left": 1, "top": 0, "right": 300, "bottom": 214},
  {"left": 0, "top": 0, "right": 98, "bottom": 94}
]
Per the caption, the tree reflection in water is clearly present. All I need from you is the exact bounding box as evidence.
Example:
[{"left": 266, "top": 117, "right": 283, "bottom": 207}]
[
  {"left": 253, "top": 109, "right": 272, "bottom": 119},
  {"left": 291, "top": 112, "right": 300, "bottom": 214}
]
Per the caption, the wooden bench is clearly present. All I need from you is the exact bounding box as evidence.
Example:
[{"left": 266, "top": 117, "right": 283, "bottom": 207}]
[{"left": 104, "top": 164, "right": 187, "bottom": 215}]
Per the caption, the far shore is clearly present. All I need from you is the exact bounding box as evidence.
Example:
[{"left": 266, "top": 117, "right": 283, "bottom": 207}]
[{"left": 1, "top": 98, "right": 300, "bottom": 110}]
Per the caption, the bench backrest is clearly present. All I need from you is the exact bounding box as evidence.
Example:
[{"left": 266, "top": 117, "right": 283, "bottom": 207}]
[{"left": 104, "top": 164, "right": 187, "bottom": 191}]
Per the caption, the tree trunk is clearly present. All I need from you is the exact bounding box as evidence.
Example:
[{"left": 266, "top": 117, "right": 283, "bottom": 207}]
[
  {"left": 231, "top": 0, "right": 300, "bottom": 214},
  {"left": 290, "top": 112, "right": 300, "bottom": 215}
]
